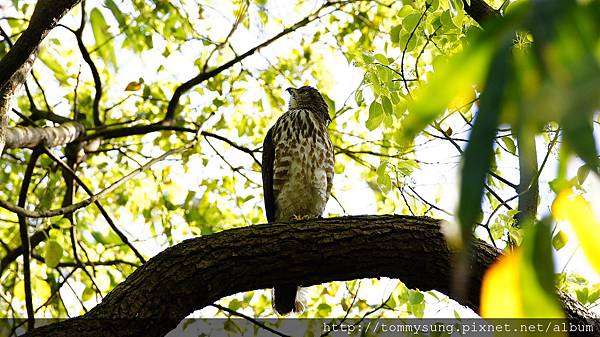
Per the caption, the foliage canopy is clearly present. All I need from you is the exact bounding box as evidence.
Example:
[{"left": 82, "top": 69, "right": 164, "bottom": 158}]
[{"left": 0, "top": 0, "right": 599, "bottom": 334}]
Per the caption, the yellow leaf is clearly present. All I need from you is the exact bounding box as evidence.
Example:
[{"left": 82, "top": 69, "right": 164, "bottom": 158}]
[
  {"left": 14, "top": 280, "right": 25, "bottom": 301},
  {"left": 481, "top": 251, "right": 523, "bottom": 318},
  {"left": 44, "top": 240, "right": 63, "bottom": 268},
  {"left": 14, "top": 279, "right": 51, "bottom": 305},
  {"left": 124, "top": 81, "right": 142, "bottom": 91},
  {"left": 82, "top": 287, "right": 95, "bottom": 301},
  {"left": 448, "top": 88, "right": 476, "bottom": 113},
  {"left": 34, "top": 279, "right": 51, "bottom": 302},
  {"left": 552, "top": 189, "right": 600, "bottom": 274}
]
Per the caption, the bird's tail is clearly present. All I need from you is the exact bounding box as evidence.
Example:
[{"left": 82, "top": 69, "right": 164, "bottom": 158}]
[{"left": 273, "top": 285, "right": 306, "bottom": 315}]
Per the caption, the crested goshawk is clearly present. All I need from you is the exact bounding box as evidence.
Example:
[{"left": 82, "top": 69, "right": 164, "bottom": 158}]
[{"left": 261, "top": 86, "right": 335, "bottom": 315}]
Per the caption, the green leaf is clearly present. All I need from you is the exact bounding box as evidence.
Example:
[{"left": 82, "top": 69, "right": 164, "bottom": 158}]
[
  {"left": 450, "top": 0, "right": 464, "bottom": 11},
  {"left": 562, "top": 117, "right": 598, "bottom": 174},
  {"left": 390, "top": 25, "right": 402, "bottom": 44},
  {"left": 576, "top": 165, "right": 590, "bottom": 185},
  {"left": 440, "top": 10, "right": 457, "bottom": 29},
  {"left": 361, "top": 52, "right": 374, "bottom": 64},
  {"left": 428, "top": 0, "right": 440, "bottom": 11},
  {"left": 104, "top": 0, "right": 126, "bottom": 27},
  {"left": 44, "top": 240, "right": 63, "bottom": 268},
  {"left": 576, "top": 288, "right": 588, "bottom": 303},
  {"left": 408, "top": 289, "right": 424, "bottom": 304},
  {"left": 223, "top": 319, "right": 241, "bottom": 334},
  {"left": 501, "top": 136, "right": 516, "bottom": 155},
  {"left": 458, "top": 41, "right": 512, "bottom": 238},
  {"left": 90, "top": 8, "right": 117, "bottom": 68},
  {"left": 404, "top": 30, "right": 494, "bottom": 141},
  {"left": 39, "top": 52, "right": 67, "bottom": 81},
  {"left": 398, "top": 32, "right": 418, "bottom": 52},
  {"left": 520, "top": 219, "right": 564, "bottom": 317},
  {"left": 552, "top": 230, "right": 568, "bottom": 251},
  {"left": 374, "top": 53, "right": 389, "bottom": 65},
  {"left": 490, "top": 221, "right": 504, "bottom": 240},
  {"left": 385, "top": 295, "right": 397, "bottom": 308},
  {"left": 228, "top": 299, "right": 242, "bottom": 311},
  {"left": 409, "top": 303, "right": 425, "bottom": 318},
  {"left": 366, "top": 101, "right": 384, "bottom": 130},
  {"left": 322, "top": 94, "right": 336, "bottom": 119},
  {"left": 381, "top": 96, "right": 393, "bottom": 115},
  {"left": 355, "top": 89, "right": 364, "bottom": 105},
  {"left": 376, "top": 162, "right": 392, "bottom": 192},
  {"left": 125, "top": 81, "right": 142, "bottom": 91},
  {"left": 317, "top": 303, "right": 332, "bottom": 316},
  {"left": 403, "top": 13, "right": 422, "bottom": 33}
]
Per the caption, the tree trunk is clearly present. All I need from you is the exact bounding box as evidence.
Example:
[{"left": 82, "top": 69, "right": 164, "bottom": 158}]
[{"left": 22, "top": 215, "right": 599, "bottom": 337}]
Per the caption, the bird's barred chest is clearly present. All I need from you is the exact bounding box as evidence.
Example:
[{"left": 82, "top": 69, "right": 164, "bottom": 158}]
[{"left": 271, "top": 109, "right": 334, "bottom": 221}]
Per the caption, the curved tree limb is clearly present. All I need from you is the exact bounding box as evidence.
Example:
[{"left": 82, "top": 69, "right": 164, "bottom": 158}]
[
  {"left": 0, "top": 0, "right": 81, "bottom": 89},
  {"left": 22, "top": 215, "right": 598, "bottom": 337}
]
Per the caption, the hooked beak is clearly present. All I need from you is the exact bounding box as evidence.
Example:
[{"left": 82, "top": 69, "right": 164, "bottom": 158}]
[{"left": 285, "top": 87, "right": 296, "bottom": 95}]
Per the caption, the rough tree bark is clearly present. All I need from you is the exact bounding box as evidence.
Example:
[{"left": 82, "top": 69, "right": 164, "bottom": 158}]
[
  {"left": 461, "top": 0, "right": 499, "bottom": 26},
  {"left": 22, "top": 215, "right": 599, "bottom": 337}
]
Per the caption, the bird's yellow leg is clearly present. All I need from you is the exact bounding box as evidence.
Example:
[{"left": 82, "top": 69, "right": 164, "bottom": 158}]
[{"left": 291, "top": 214, "right": 312, "bottom": 221}]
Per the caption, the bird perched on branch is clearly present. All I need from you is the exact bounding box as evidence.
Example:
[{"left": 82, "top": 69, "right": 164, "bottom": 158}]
[{"left": 261, "top": 86, "right": 335, "bottom": 315}]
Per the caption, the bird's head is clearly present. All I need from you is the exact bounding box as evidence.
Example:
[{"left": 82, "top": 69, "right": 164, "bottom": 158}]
[{"left": 286, "top": 86, "right": 331, "bottom": 123}]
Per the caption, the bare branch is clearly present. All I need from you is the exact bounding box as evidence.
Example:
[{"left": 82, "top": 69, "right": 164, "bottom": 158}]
[
  {"left": 43, "top": 146, "right": 146, "bottom": 263},
  {"left": 163, "top": 1, "right": 343, "bottom": 121},
  {"left": 4, "top": 121, "right": 85, "bottom": 149}
]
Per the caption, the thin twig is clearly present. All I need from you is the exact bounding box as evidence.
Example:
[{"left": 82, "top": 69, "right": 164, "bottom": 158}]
[
  {"left": 211, "top": 303, "right": 290, "bottom": 337},
  {"left": 43, "top": 147, "right": 147, "bottom": 263},
  {"left": 17, "top": 148, "right": 42, "bottom": 331},
  {"left": 0, "top": 143, "right": 195, "bottom": 218}
]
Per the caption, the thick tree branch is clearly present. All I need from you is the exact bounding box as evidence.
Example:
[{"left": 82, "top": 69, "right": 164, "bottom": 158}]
[
  {"left": 0, "top": 0, "right": 81, "bottom": 154},
  {"left": 83, "top": 121, "right": 196, "bottom": 141},
  {"left": 22, "top": 215, "right": 598, "bottom": 337},
  {"left": 0, "top": 52, "right": 37, "bottom": 155},
  {"left": 0, "top": 0, "right": 81, "bottom": 89},
  {"left": 461, "top": 0, "right": 500, "bottom": 26},
  {"left": 3, "top": 121, "right": 85, "bottom": 149}
]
